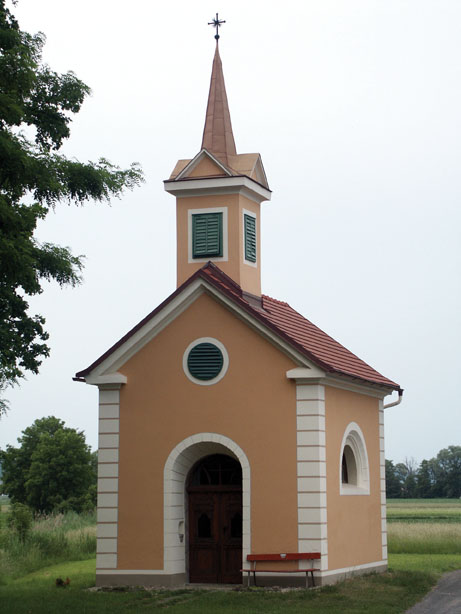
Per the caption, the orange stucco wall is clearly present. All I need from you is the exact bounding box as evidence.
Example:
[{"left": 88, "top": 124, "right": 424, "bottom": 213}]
[
  {"left": 176, "top": 194, "right": 261, "bottom": 295},
  {"left": 325, "top": 386, "right": 382, "bottom": 569},
  {"left": 116, "top": 292, "right": 298, "bottom": 570}
]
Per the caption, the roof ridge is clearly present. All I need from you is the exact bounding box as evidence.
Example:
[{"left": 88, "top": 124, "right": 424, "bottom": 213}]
[{"left": 200, "top": 261, "right": 243, "bottom": 296}]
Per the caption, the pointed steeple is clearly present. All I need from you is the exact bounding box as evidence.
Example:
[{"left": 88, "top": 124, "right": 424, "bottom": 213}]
[
  {"left": 201, "top": 43, "right": 237, "bottom": 167},
  {"left": 165, "top": 30, "right": 271, "bottom": 297}
]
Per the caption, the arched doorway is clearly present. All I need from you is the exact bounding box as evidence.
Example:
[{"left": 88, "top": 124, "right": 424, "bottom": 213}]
[{"left": 187, "top": 454, "right": 242, "bottom": 583}]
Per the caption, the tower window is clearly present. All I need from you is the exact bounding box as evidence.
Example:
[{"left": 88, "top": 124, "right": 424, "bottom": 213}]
[
  {"left": 244, "top": 213, "right": 256, "bottom": 263},
  {"left": 192, "top": 212, "right": 223, "bottom": 258}
]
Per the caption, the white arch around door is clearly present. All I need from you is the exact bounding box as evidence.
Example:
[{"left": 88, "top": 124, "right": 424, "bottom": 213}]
[{"left": 163, "top": 433, "right": 251, "bottom": 578}]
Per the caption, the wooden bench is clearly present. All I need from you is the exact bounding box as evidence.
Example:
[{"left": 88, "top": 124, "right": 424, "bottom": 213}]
[{"left": 242, "top": 553, "right": 321, "bottom": 588}]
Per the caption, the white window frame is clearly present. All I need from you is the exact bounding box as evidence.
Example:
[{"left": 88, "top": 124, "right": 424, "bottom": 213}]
[
  {"left": 188, "top": 207, "right": 228, "bottom": 263},
  {"left": 242, "top": 209, "right": 257, "bottom": 268},
  {"left": 339, "top": 422, "right": 370, "bottom": 496}
]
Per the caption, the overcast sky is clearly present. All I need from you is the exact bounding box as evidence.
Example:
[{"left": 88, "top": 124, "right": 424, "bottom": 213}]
[{"left": 1, "top": 0, "right": 460, "bottom": 465}]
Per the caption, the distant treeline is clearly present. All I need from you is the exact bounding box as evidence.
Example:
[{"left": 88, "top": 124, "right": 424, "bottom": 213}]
[{"left": 386, "top": 445, "right": 461, "bottom": 498}]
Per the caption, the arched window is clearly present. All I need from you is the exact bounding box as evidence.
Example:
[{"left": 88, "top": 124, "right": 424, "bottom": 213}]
[
  {"left": 339, "top": 422, "right": 370, "bottom": 495},
  {"left": 187, "top": 454, "right": 242, "bottom": 488}
]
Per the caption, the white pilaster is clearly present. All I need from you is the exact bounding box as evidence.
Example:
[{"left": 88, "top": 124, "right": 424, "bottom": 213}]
[
  {"left": 295, "top": 383, "right": 328, "bottom": 571},
  {"left": 96, "top": 386, "right": 120, "bottom": 571}
]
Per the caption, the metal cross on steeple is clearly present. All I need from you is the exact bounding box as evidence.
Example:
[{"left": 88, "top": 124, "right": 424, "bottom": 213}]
[{"left": 208, "top": 13, "right": 225, "bottom": 40}]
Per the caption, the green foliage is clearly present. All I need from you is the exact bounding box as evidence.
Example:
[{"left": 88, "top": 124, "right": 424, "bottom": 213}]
[
  {"left": 0, "top": 416, "right": 97, "bottom": 513},
  {"left": 385, "top": 460, "right": 401, "bottom": 498},
  {"left": 0, "top": 1, "right": 143, "bottom": 395},
  {"left": 0, "top": 510, "right": 96, "bottom": 581},
  {"left": 386, "top": 447, "right": 461, "bottom": 498},
  {"left": 7, "top": 502, "right": 32, "bottom": 541},
  {"left": 433, "top": 446, "right": 461, "bottom": 498}
]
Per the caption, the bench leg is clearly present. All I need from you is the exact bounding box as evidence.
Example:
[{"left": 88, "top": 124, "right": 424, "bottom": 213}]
[{"left": 311, "top": 570, "right": 315, "bottom": 587}]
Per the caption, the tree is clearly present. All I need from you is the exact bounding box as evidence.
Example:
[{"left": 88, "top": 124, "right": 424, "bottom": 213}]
[
  {"left": 393, "top": 458, "right": 418, "bottom": 498},
  {"left": 385, "top": 459, "right": 402, "bottom": 498},
  {"left": 433, "top": 446, "right": 461, "bottom": 498},
  {"left": 416, "top": 459, "right": 435, "bottom": 498},
  {"left": 0, "top": 416, "right": 97, "bottom": 513},
  {"left": 0, "top": 1, "right": 143, "bottom": 405},
  {"left": 7, "top": 502, "right": 33, "bottom": 541}
]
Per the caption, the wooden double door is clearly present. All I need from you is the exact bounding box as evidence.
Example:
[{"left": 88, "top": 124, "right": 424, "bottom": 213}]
[{"left": 187, "top": 455, "right": 243, "bottom": 584}]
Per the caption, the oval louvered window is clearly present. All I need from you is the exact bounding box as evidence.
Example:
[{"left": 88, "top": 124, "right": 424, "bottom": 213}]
[{"left": 187, "top": 342, "right": 223, "bottom": 381}]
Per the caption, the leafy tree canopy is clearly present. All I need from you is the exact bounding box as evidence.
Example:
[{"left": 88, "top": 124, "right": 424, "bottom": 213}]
[
  {"left": 0, "top": 1, "right": 143, "bottom": 402},
  {"left": 0, "top": 416, "right": 97, "bottom": 513},
  {"left": 386, "top": 446, "right": 461, "bottom": 499}
]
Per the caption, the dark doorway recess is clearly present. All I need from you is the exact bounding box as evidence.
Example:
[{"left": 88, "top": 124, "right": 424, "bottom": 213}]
[{"left": 188, "top": 454, "right": 242, "bottom": 584}]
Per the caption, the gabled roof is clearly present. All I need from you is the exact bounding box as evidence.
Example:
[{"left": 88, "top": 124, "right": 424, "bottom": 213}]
[
  {"left": 172, "top": 149, "right": 233, "bottom": 181},
  {"left": 168, "top": 149, "right": 270, "bottom": 191},
  {"left": 76, "top": 262, "right": 400, "bottom": 392}
]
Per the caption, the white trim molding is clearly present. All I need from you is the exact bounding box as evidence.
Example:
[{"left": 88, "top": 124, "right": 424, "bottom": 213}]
[
  {"left": 164, "top": 175, "right": 272, "bottom": 204},
  {"left": 187, "top": 206, "right": 228, "bottom": 264},
  {"left": 163, "top": 433, "right": 251, "bottom": 578},
  {"left": 294, "top": 383, "right": 328, "bottom": 572},
  {"left": 339, "top": 422, "right": 370, "bottom": 496},
  {"left": 85, "top": 372, "right": 127, "bottom": 386},
  {"left": 182, "top": 337, "right": 229, "bottom": 386},
  {"left": 96, "top": 386, "right": 121, "bottom": 572}
]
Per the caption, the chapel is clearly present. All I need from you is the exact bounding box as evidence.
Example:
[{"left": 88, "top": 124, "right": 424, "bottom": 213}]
[{"left": 75, "top": 24, "right": 402, "bottom": 587}]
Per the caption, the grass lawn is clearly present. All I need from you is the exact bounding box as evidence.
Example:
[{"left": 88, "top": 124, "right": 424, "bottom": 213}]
[
  {"left": 387, "top": 498, "right": 461, "bottom": 522},
  {"left": 1, "top": 499, "right": 460, "bottom": 612},
  {"left": 2, "top": 555, "right": 461, "bottom": 614},
  {"left": 387, "top": 499, "right": 461, "bottom": 554}
]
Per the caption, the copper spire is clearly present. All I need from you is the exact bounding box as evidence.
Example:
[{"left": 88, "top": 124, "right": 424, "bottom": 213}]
[{"left": 201, "top": 42, "right": 237, "bottom": 167}]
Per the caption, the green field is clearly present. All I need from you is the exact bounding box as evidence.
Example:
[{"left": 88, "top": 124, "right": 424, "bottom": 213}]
[
  {"left": 0, "top": 499, "right": 460, "bottom": 613},
  {"left": 387, "top": 498, "right": 461, "bottom": 555},
  {"left": 387, "top": 498, "right": 461, "bottom": 522}
]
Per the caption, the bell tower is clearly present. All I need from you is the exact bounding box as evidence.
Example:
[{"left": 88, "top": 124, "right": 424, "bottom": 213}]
[{"left": 164, "top": 29, "right": 271, "bottom": 298}]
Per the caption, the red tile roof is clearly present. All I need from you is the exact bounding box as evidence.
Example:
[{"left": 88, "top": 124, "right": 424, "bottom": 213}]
[
  {"left": 76, "top": 262, "right": 400, "bottom": 391},
  {"left": 261, "top": 295, "right": 398, "bottom": 388},
  {"left": 200, "top": 264, "right": 399, "bottom": 390}
]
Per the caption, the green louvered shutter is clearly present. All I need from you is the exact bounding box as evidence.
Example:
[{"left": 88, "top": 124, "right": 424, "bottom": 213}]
[
  {"left": 187, "top": 343, "right": 224, "bottom": 380},
  {"left": 192, "top": 213, "right": 223, "bottom": 258},
  {"left": 244, "top": 214, "right": 256, "bottom": 263}
]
